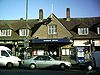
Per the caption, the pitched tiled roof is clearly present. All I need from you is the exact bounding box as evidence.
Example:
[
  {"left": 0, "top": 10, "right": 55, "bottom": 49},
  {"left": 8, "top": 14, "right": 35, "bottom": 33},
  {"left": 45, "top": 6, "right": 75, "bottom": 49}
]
[
  {"left": 59, "top": 17, "right": 100, "bottom": 39},
  {"left": 0, "top": 19, "right": 39, "bottom": 30},
  {"left": 0, "top": 16, "right": 100, "bottom": 40}
]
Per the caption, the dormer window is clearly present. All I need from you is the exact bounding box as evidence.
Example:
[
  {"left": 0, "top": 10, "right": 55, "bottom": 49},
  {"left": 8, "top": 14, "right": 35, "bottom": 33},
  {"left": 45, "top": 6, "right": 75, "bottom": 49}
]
[
  {"left": 0, "top": 29, "right": 12, "bottom": 36},
  {"left": 97, "top": 27, "right": 100, "bottom": 34},
  {"left": 19, "top": 29, "right": 29, "bottom": 36},
  {"left": 78, "top": 28, "right": 89, "bottom": 35},
  {"left": 48, "top": 25, "right": 57, "bottom": 35}
]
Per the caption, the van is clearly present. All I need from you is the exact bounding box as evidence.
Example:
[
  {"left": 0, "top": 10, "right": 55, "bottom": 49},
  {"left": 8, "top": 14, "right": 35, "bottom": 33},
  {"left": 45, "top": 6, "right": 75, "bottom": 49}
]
[
  {"left": 79, "top": 51, "right": 100, "bottom": 71},
  {"left": 0, "top": 46, "right": 21, "bottom": 68},
  {"left": 92, "top": 51, "right": 100, "bottom": 69}
]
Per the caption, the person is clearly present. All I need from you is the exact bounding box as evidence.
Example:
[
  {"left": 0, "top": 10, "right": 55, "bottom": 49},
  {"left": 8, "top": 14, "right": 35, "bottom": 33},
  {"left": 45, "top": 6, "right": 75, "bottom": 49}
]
[
  {"left": 52, "top": 50, "right": 57, "bottom": 59},
  {"left": 44, "top": 51, "right": 49, "bottom": 55},
  {"left": 84, "top": 51, "right": 91, "bottom": 62}
]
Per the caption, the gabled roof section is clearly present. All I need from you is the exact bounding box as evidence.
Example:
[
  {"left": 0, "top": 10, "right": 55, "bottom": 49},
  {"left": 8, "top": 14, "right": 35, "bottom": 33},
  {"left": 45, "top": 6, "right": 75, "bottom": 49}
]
[
  {"left": 60, "top": 17, "right": 100, "bottom": 30},
  {"left": 0, "top": 19, "right": 39, "bottom": 31},
  {"left": 59, "top": 18, "right": 80, "bottom": 31},
  {"left": 0, "top": 24, "right": 11, "bottom": 29},
  {"left": 48, "top": 13, "right": 61, "bottom": 22},
  {"left": 59, "top": 17, "right": 100, "bottom": 39}
]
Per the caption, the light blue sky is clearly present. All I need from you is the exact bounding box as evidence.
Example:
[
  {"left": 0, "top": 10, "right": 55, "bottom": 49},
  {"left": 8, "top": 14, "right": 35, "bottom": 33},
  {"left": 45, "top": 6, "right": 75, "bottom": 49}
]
[{"left": 0, "top": 0, "right": 100, "bottom": 20}]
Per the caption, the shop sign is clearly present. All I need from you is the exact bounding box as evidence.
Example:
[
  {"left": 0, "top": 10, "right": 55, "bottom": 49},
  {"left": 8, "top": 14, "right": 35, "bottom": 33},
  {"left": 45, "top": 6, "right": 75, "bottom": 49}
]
[
  {"left": 32, "top": 38, "right": 70, "bottom": 43},
  {"left": 74, "top": 40, "right": 90, "bottom": 46},
  {"left": 43, "top": 39, "right": 58, "bottom": 42},
  {"left": 6, "top": 41, "right": 13, "bottom": 44},
  {"left": 94, "top": 40, "right": 100, "bottom": 46},
  {"left": 18, "top": 41, "right": 24, "bottom": 44},
  {"left": 77, "top": 47, "right": 85, "bottom": 57},
  {"left": 0, "top": 41, "right": 5, "bottom": 43},
  {"left": 24, "top": 38, "right": 29, "bottom": 47},
  {"left": 77, "top": 47, "right": 85, "bottom": 63}
]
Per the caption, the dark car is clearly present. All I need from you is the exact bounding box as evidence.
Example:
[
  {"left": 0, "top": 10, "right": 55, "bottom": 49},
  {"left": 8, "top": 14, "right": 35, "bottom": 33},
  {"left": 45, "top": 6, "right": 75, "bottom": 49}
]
[{"left": 79, "top": 51, "right": 100, "bottom": 71}]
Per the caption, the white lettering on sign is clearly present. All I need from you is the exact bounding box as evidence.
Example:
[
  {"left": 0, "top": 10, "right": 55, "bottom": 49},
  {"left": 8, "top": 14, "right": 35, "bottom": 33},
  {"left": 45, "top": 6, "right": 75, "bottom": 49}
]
[
  {"left": 43, "top": 40, "right": 51, "bottom": 42},
  {"left": 52, "top": 40, "right": 58, "bottom": 42},
  {"left": 43, "top": 39, "right": 58, "bottom": 42}
]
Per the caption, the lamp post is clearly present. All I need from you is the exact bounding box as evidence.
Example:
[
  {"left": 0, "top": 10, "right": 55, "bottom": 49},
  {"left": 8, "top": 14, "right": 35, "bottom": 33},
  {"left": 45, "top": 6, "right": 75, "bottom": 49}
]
[
  {"left": 24, "top": 0, "right": 29, "bottom": 59},
  {"left": 26, "top": 0, "right": 28, "bottom": 20}
]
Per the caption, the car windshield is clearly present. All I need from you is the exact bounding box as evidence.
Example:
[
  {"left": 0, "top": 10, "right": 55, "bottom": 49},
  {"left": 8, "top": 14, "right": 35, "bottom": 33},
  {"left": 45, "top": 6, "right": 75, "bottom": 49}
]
[{"left": 7, "top": 50, "right": 12, "bottom": 56}]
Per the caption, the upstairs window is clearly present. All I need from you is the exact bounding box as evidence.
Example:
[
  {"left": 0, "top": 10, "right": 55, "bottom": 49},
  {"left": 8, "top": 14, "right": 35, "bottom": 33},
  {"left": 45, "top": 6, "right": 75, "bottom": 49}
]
[
  {"left": 78, "top": 28, "right": 89, "bottom": 35},
  {"left": 0, "top": 29, "right": 12, "bottom": 36},
  {"left": 48, "top": 25, "right": 57, "bottom": 35},
  {"left": 19, "top": 29, "right": 29, "bottom": 36},
  {"left": 97, "top": 27, "right": 100, "bottom": 34}
]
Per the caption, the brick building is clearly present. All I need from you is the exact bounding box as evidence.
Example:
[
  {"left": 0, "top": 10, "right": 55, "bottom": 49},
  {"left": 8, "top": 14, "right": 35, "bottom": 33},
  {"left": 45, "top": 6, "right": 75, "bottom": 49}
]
[{"left": 0, "top": 8, "right": 100, "bottom": 62}]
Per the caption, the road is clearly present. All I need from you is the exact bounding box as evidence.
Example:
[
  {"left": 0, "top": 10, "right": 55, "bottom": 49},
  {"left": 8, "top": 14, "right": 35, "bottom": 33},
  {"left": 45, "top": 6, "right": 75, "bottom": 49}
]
[{"left": 0, "top": 67, "right": 100, "bottom": 75}]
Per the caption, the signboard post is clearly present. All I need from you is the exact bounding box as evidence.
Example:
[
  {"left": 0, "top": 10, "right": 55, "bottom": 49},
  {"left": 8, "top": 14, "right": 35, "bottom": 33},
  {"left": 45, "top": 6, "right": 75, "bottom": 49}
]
[
  {"left": 77, "top": 47, "right": 85, "bottom": 63},
  {"left": 24, "top": 38, "right": 29, "bottom": 48}
]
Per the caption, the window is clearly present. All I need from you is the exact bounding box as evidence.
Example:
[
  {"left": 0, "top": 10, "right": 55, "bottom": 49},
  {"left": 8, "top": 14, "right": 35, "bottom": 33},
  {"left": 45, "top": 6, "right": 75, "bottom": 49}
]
[
  {"left": 34, "top": 56, "right": 51, "bottom": 60},
  {"left": 48, "top": 25, "right": 57, "bottom": 35},
  {"left": 32, "top": 49, "right": 44, "bottom": 56},
  {"left": 78, "top": 28, "right": 89, "bottom": 35},
  {"left": 1, "top": 50, "right": 9, "bottom": 57},
  {"left": 62, "top": 49, "right": 70, "bottom": 55},
  {"left": 19, "top": 29, "right": 29, "bottom": 36},
  {"left": 0, "top": 29, "right": 12, "bottom": 36},
  {"left": 97, "top": 27, "right": 100, "bottom": 34}
]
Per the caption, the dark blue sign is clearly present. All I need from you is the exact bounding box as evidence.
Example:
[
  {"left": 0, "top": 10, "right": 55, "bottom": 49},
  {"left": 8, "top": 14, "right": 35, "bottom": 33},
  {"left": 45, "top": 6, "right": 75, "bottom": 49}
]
[{"left": 32, "top": 38, "right": 71, "bottom": 43}]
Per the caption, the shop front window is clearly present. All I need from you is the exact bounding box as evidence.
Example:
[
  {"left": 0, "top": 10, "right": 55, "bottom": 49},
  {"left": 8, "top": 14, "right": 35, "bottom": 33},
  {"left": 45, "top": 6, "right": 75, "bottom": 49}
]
[
  {"left": 32, "top": 49, "right": 44, "bottom": 56},
  {"left": 62, "top": 49, "right": 70, "bottom": 55}
]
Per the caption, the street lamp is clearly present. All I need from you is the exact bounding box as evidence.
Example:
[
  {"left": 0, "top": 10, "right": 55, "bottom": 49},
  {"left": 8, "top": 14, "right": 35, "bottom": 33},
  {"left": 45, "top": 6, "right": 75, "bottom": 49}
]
[{"left": 24, "top": 0, "right": 29, "bottom": 59}]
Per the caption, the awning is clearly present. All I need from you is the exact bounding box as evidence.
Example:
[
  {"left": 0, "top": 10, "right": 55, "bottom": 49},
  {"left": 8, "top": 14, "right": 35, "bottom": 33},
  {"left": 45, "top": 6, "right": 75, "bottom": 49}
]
[{"left": 32, "top": 38, "right": 71, "bottom": 44}]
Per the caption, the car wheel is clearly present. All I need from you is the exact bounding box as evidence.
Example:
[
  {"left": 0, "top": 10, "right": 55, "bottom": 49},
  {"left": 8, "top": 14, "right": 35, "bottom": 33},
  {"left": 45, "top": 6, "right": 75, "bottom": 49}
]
[
  {"left": 29, "top": 64, "right": 36, "bottom": 70},
  {"left": 87, "top": 65, "right": 93, "bottom": 71},
  {"left": 6, "top": 62, "right": 13, "bottom": 69},
  {"left": 60, "top": 64, "right": 66, "bottom": 70}
]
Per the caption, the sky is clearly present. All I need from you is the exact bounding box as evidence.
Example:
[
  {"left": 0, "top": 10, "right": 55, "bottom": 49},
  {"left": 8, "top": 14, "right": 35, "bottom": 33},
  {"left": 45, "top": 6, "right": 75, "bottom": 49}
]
[{"left": 0, "top": 0, "right": 100, "bottom": 20}]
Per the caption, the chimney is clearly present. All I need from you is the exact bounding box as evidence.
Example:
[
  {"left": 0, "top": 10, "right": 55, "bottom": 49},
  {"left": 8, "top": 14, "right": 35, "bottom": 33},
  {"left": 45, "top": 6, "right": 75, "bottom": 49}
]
[
  {"left": 39, "top": 9, "right": 43, "bottom": 22},
  {"left": 20, "top": 18, "right": 23, "bottom": 20},
  {"left": 66, "top": 8, "right": 70, "bottom": 21}
]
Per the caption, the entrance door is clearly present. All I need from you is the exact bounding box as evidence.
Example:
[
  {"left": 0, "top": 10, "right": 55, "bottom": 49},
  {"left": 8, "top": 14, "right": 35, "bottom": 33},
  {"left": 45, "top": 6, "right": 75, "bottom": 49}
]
[{"left": 48, "top": 44, "right": 59, "bottom": 58}]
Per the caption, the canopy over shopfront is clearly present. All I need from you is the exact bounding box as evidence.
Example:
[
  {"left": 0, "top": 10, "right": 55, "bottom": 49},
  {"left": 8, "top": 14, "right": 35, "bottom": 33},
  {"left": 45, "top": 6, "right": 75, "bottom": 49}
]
[{"left": 32, "top": 38, "right": 72, "bottom": 44}]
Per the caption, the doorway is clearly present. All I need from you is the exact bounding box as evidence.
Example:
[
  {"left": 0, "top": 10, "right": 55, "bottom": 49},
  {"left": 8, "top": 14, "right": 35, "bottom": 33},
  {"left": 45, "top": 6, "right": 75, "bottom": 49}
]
[{"left": 48, "top": 44, "right": 59, "bottom": 58}]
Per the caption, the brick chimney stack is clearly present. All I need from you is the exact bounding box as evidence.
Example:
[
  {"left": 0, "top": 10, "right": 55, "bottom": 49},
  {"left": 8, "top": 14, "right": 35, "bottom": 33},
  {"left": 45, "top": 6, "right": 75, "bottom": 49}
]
[
  {"left": 66, "top": 8, "right": 70, "bottom": 21},
  {"left": 39, "top": 9, "right": 43, "bottom": 22}
]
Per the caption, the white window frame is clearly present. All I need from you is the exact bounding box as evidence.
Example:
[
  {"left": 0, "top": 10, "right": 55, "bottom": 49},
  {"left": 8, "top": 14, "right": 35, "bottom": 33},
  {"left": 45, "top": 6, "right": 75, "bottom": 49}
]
[
  {"left": 78, "top": 28, "right": 89, "bottom": 35},
  {"left": 97, "top": 27, "right": 100, "bottom": 34},
  {"left": 0, "top": 29, "right": 12, "bottom": 36},
  {"left": 62, "top": 49, "right": 70, "bottom": 55},
  {"left": 19, "top": 29, "right": 29, "bottom": 36},
  {"left": 48, "top": 25, "right": 57, "bottom": 35}
]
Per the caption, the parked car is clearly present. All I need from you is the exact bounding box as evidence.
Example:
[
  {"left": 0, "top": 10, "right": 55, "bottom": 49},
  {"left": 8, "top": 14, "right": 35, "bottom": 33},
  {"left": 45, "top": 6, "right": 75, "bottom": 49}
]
[
  {"left": 79, "top": 60, "right": 94, "bottom": 71},
  {"left": 21, "top": 55, "right": 71, "bottom": 70},
  {"left": 0, "top": 46, "right": 21, "bottom": 68},
  {"left": 79, "top": 51, "right": 100, "bottom": 71}
]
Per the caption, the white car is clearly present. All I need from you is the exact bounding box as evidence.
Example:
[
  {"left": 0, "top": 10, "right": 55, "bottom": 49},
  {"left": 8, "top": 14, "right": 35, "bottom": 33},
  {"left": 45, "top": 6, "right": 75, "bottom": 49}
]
[{"left": 21, "top": 55, "right": 71, "bottom": 70}]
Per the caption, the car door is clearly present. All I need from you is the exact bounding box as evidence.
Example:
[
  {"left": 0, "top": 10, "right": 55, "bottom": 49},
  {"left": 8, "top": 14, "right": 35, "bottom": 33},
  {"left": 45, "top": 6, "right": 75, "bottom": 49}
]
[
  {"left": 0, "top": 50, "right": 10, "bottom": 66},
  {"left": 34, "top": 56, "right": 47, "bottom": 68},
  {"left": 42, "top": 56, "right": 55, "bottom": 68},
  {"left": 34, "top": 56, "right": 54, "bottom": 68}
]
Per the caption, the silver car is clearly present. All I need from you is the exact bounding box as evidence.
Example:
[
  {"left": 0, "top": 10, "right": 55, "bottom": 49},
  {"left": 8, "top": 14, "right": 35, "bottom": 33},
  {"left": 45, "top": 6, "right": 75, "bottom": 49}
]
[{"left": 21, "top": 55, "right": 71, "bottom": 70}]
